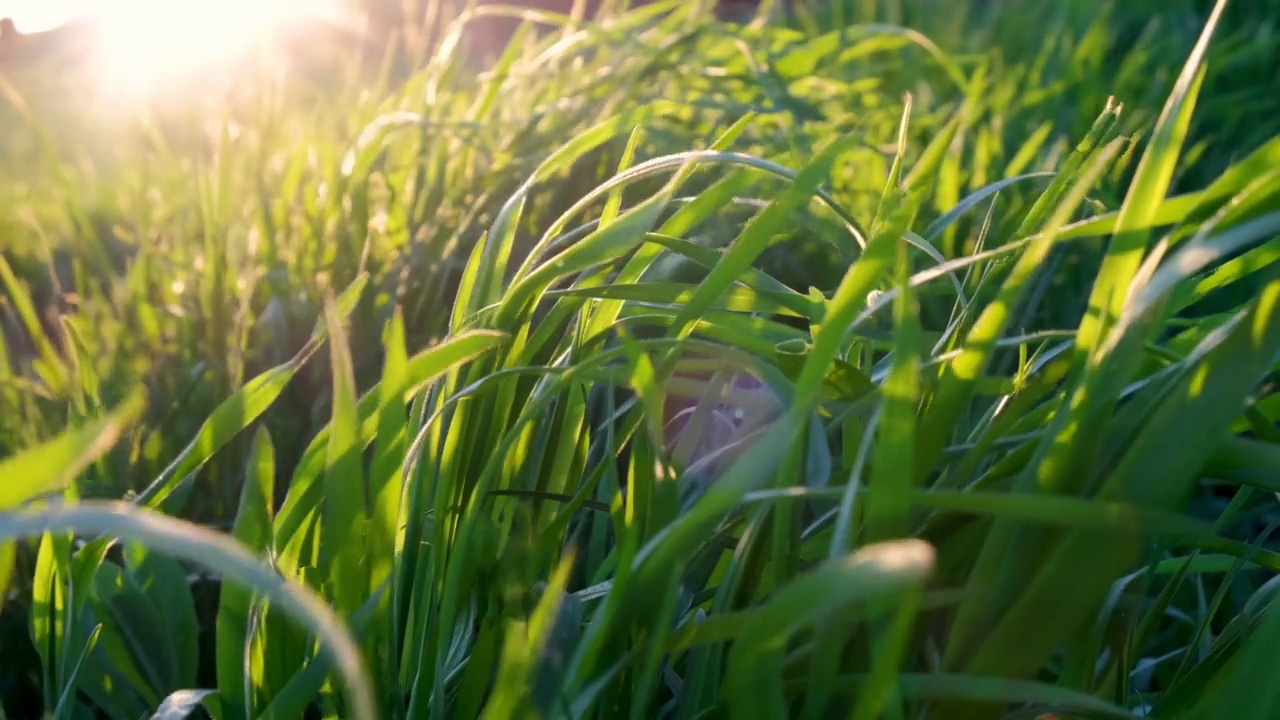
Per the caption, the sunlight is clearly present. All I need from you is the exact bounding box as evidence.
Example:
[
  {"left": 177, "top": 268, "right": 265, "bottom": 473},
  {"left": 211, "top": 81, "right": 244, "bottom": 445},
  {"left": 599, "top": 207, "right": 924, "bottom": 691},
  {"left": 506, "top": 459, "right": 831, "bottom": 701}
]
[
  {"left": 3, "top": 0, "right": 348, "bottom": 95},
  {"left": 100, "top": 0, "right": 344, "bottom": 92}
]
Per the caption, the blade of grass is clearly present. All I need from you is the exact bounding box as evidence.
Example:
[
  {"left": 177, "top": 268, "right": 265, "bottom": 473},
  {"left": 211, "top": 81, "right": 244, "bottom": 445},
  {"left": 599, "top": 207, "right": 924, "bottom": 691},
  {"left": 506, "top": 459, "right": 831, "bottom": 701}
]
[{"left": 0, "top": 502, "right": 376, "bottom": 720}]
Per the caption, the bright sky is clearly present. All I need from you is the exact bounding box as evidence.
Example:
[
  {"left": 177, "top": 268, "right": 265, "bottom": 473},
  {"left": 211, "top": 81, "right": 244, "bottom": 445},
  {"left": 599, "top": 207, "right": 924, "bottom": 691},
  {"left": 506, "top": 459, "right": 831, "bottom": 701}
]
[
  {"left": 1, "top": 1, "right": 346, "bottom": 32},
  {"left": 2, "top": 1, "right": 115, "bottom": 33},
  {"left": 1, "top": 1, "right": 350, "bottom": 96}
]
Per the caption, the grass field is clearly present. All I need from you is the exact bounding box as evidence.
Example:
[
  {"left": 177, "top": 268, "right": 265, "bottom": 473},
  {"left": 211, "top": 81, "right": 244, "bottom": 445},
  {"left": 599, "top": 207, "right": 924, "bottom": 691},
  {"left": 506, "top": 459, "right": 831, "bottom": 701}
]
[{"left": 3, "top": 0, "right": 1280, "bottom": 717}]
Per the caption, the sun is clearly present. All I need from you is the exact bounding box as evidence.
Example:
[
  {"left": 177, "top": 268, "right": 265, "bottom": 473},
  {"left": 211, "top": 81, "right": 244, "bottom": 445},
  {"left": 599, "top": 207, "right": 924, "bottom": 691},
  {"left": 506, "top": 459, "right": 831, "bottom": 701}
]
[{"left": 83, "top": 0, "right": 350, "bottom": 94}]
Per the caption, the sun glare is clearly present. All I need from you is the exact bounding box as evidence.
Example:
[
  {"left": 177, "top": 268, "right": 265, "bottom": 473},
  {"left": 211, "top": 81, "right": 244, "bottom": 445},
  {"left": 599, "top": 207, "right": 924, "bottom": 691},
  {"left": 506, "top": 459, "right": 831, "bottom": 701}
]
[{"left": 34, "top": 0, "right": 348, "bottom": 96}]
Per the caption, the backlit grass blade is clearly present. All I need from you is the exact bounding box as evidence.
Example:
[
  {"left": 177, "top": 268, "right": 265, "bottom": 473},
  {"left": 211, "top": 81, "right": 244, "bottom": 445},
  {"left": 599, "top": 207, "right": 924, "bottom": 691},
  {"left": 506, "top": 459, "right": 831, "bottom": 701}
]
[
  {"left": 0, "top": 251, "right": 68, "bottom": 396},
  {"left": 498, "top": 163, "right": 693, "bottom": 328},
  {"left": 0, "top": 542, "right": 12, "bottom": 615},
  {"left": 1126, "top": 210, "right": 1280, "bottom": 324},
  {"left": 216, "top": 428, "right": 276, "bottom": 720},
  {"left": 367, "top": 309, "right": 409, "bottom": 614},
  {"left": 319, "top": 289, "right": 369, "bottom": 621},
  {"left": 959, "top": 268, "right": 1280, "bottom": 701},
  {"left": 0, "top": 502, "right": 376, "bottom": 720},
  {"left": 0, "top": 390, "right": 145, "bottom": 509},
  {"left": 519, "top": 151, "right": 869, "bottom": 280},
  {"left": 581, "top": 118, "right": 766, "bottom": 340},
  {"left": 921, "top": 171, "right": 1057, "bottom": 244},
  {"left": 1078, "top": 1, "right": 1225, "bottom": 359},
  {"left": 272, "top": 328, "right": 505, "bottom": 572},
  {"left": 943, "top": 3, "right": 1229, "bottom": 678},
  {"left": 914, "top": 121, "right": 1124, "bottom": 492},
  {"left": 136, "top": 274, "right": 369, "bottom": 512},
  {"left": 774, "top": 24, "right": 967, "bottom": 89},
  {"left": 666, "top": 133, "right": 861, "bottom": 344},
  {"left": 600, "top": 126, "right": 645, "bottom": 229},
  {"left": 793, "top": 104, "right": 962, "bottom": 416},
  {"left": 247, "top": 582, "right": 388, "bottom": 720},
  {"left": 467, "top": 100, "right": 688, "bottom": 321},
  {"left": 132, "top": 361, "right": 299, "bottom": 514},
  {"left": 865, "top": 236, "right": 922, "bottom": 544}
]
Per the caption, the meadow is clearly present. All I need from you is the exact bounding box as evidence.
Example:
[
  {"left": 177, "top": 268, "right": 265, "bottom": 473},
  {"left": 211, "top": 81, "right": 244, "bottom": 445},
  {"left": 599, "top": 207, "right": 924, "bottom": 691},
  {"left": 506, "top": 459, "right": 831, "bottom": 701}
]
[{"left": 3, "top": 0, "right": 1280, "bottom": 717}]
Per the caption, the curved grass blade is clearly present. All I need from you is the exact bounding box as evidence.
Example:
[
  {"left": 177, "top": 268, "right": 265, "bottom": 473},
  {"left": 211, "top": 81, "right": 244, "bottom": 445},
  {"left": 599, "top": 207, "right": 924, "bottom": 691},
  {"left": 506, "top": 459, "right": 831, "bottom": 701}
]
[
  {"left": 960, "top": 267, "right": 1280, "bottom": 696},
  {"left": 0, "top": 502, "right": 377, "bottom": 720},
  {"left": 136, "top": 274, "right": 368, "bottom": 511},
  {"left": 724, "top": 539, "right": 935, "bottom": 718}
]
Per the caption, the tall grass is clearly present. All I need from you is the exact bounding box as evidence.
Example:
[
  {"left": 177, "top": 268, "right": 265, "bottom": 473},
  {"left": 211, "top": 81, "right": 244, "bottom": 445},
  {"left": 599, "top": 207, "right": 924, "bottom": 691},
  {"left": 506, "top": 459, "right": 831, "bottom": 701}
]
[{"left": 4, "top": 0, "right": 1280, "bottom": 717}]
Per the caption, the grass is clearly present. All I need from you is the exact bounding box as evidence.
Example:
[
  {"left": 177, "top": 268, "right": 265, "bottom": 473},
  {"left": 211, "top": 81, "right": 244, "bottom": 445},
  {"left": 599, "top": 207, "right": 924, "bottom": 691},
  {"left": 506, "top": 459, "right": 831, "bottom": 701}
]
[{"left": 3, "top": 0, "right": 1280, "bottom": 717}]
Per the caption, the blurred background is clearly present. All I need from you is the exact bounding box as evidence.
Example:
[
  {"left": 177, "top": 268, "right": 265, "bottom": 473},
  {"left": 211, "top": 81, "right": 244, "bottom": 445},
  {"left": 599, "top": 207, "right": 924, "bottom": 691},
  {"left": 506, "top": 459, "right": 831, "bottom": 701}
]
[{"left": 2, "top": 1, "right": 1280, "bottom": 718}]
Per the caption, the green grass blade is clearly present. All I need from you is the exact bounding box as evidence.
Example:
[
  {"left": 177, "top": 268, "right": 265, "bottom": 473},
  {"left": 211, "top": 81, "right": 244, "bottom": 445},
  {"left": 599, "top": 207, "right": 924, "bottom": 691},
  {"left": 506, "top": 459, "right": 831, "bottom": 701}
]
[
  {"left": 369, "top": 310, "right": 409, "bottom": 594},
  {"left": 137, "top": 274, "right": 369, "bottom": 512},
  {"left": 914, "top": 129, "right": 1124, "bottom": 492},
  {"left": 961, "top": 268, "right": 1280, "bottom": 694},
  {"left": 0, "top": 251, "right": 68, "bottom": 395},
  {"left": 0, "top": 502, "right": 376, "bottom": 720},
  {"left": 216, "top": 428, "right": 276, "bottom": 720},
  {"left": 1077, "top": 2, "right": 1225, "bottom": 358},
  {"left": 1209, "top": 579, "right": 1280, "bottom": 719},
  {"left": 0, "top": 390, "right": 145, "bottom": 509},
  {"left": 724, "top": 539, "right": 935, "bottom": 718},
  {"left": 865, "top": 236, "right": 923, "bottom": 543},
  {"left": 666, "top": 133, "right": 861, "bottom": 344},
  {"left": 319, "top": 288, "right": 369, "bottom": 621},
  {"left": 51, "top": 623, "right": 102, "bottom": 720}
]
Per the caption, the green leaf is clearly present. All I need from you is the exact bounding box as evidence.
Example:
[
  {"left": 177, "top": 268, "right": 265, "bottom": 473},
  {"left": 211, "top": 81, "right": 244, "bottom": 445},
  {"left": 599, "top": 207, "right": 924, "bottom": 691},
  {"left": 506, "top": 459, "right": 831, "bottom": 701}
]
[
  {"left": 724, "top": 539, "right": 935, "bottom": 718},
  {"left": 895, "top": 673, "right": 1140, "bottom": 719},
  {"left": 0, "top": 390, "right": 146, "bottom": 509},
  {"left": 136, "top": 274, "right": 368, "bottom": 512},
  {"left": 774, "top": 24, "right": 966, "bottom": 88},
  {"left": 320, "top": 288, "right": 369, "bottom": 621},
  {"left": 0, "top": 501, "right": 377, "bottom": 720},
  {"left": 122, "top": 542, "right": 200, "bottom": 690},
  {"left": 600, "top": 125, "right": 645, "bottom": 229},
  {"left": 942, "top": 2, "right": 1229, "bottom": 688},
  {"left": 251, "top": 579, "right": 392, "bottom": 720},
  {"left": 0, "top": 540, "right": 9, "bottom": 615},
  {"left": 273, "top": 329, "right": 505, "bottom": 576},
  {"left": 52, "top": 624, "right": 101, "bottom": 720},
  {"left": 480, "top": 551, "right": 578, "bottom": 719},
  {"left": 667, "top": 133, "right": 861, "bottom": 344},
  {"left": 217, "top": 428, "right": 276, "bottom": 720},
  {"left": 964, "top": 267, "right": 1280, "bottom": 690},
  {"left": 915, "top": 122, "right": 1124, "bottom": 491},
  {"left": 1211, "top": 582, "right": 1280, "bottom": 719},
  {"left": 0, "top": 250, "right": 68, "bottom": 395},
  {"left": 472, "top": 101, "right": 691, "bottom": 322},
  {"left": 866, "top": 236, "right": 923, "bottom": 543},
  {"left": 500, "top": 160, "right": 694, "bottom": 329},
  {"left": 369, "top": 309, "right": 408, "bottom": 603},
  {"left": 85, "top": 562, "right": 164, "bottom": 709}
]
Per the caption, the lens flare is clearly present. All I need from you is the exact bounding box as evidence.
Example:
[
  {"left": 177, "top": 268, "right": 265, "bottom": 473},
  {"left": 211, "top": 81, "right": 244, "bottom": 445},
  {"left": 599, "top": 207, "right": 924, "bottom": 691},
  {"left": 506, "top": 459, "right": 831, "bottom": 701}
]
[{"left": 44, "top": 0, "right": 348, "bottom": 96}]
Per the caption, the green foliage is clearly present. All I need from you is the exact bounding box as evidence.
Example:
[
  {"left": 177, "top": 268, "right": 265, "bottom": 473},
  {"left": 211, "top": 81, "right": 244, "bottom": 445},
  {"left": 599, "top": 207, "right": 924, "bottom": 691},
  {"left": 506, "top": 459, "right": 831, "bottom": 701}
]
[{"left": 3, "top": 0, "right": 1280, "bottom": 718}]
